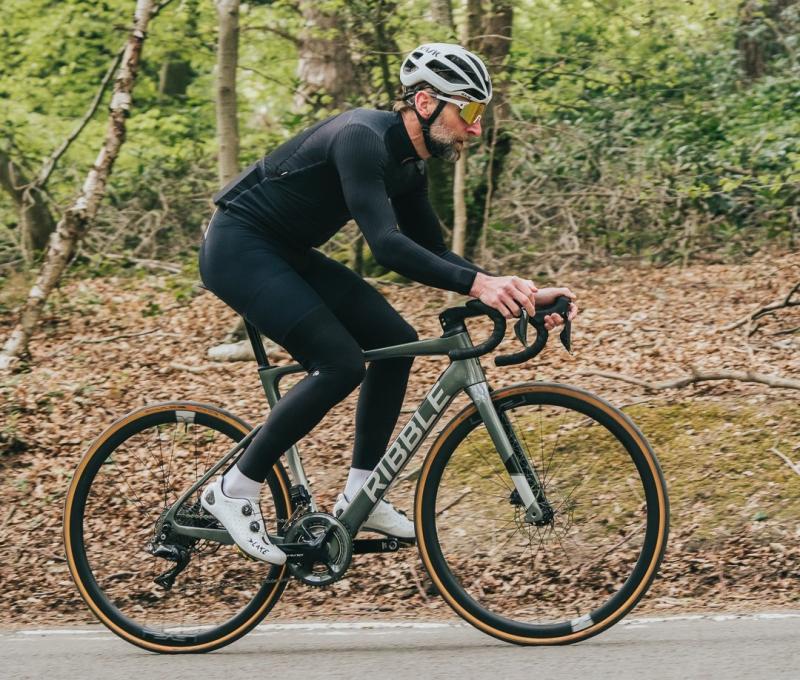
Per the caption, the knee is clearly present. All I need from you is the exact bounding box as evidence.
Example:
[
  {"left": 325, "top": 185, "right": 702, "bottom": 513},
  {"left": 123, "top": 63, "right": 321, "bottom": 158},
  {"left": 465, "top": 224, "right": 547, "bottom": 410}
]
[
  {"left": 336, "top": 353, "right": 367, "bottom": 391},
  {"left": 397, "top": 322, "right": 419, "bottom": 346},
  {"left": 395, "top": 323, "right": 418, "bottom": 371},
  {"left": 317, "top": 351, "right": 366, "bottom": 399}
]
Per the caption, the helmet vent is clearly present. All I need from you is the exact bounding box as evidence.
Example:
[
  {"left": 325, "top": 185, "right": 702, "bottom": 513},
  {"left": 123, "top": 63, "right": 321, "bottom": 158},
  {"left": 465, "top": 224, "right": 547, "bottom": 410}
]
[
  {"left": 462, "top": 87, "right": 484, "bottom": 101},
  {"left": 465, "top": 53, "right": 490, "bottom": 90},
  {"left": 447, "top": 54, "right": 482, "bottom": 89},
  {"left": 427, "top": 58, "right": 467, "bottom": 85}
]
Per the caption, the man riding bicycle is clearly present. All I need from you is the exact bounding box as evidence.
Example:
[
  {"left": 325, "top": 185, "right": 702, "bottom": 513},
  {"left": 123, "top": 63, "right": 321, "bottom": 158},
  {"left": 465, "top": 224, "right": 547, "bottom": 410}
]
[{"left": 199, "top": 42, "right": 578, "bottom": 564}]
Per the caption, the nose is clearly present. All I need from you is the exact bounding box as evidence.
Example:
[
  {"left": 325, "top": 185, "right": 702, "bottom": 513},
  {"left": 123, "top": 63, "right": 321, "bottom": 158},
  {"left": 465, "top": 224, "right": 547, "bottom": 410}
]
[{"left": 466, "top": 119, "right": 482, "bottom": 136}]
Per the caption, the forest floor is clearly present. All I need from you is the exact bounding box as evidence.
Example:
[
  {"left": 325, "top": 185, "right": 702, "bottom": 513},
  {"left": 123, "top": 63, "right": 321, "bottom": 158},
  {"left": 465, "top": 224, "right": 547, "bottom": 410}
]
[{"left": 0, "top": 251, "right": 798, "bottom": 628}]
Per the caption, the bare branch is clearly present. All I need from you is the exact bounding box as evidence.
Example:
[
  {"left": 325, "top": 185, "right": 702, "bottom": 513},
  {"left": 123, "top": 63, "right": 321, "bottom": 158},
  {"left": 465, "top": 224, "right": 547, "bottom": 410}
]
[
  {"left": 169, "top": 361, "right": 230, "bottom": 374},
  {"left": 151, "top": 0, "right": 176, "bottom": 18},
  {"left": 241, "top": 23, "right": 301, "bottom": 46},
  {"left": 102, "top": 252, "right": 182, "bottom": 273},
  {"left": 74, "top": 328, "right": 163, "bottom": 345},
  {"left": 33, "top": 47, "right": 126, "bottom": 190},
  {"left": 720, "top": 281, "right": 800, "bottom": 332},
  {"left": 770, "top": 447, "right": 800, "bottom": 477},
  {"left": 579, "top": 367, "right": 800, "bottom": 391}
]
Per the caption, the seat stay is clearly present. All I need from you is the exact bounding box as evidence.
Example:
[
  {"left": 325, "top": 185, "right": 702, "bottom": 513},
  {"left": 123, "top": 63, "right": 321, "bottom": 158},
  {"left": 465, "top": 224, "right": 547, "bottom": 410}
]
[{"left": 163, "top": 424, "right": 262, "bottom": 540}]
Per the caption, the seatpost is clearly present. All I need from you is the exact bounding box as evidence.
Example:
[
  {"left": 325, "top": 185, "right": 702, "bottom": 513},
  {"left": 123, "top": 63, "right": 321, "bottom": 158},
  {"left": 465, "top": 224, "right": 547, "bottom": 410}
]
[{"left": 244, "top": 319, "right": 270, "bottom": 368}]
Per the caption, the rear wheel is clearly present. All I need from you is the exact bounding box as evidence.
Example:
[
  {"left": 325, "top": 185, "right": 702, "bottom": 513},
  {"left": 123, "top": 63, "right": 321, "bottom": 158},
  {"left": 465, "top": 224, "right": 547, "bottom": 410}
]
[
  {"left": 64, "top": 401, "right": 292, "bottom": 653},
  {"left": 416, "top": 383, "right": 669, "bottom": 645}
]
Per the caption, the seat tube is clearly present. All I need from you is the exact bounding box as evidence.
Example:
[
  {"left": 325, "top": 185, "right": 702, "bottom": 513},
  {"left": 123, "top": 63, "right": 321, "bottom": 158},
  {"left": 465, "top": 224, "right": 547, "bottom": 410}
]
[
  {"left": 258, "top": 365, "right": 318, "bottom": 511},
  {"left": 465, "top": 378, "right": 545, "bottom": 523}
]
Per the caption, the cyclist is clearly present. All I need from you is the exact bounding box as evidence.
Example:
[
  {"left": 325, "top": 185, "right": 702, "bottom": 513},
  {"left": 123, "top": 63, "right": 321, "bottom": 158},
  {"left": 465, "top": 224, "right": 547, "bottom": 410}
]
[{"left": 199, "top": 43, "right": 578, "bottom": 564}]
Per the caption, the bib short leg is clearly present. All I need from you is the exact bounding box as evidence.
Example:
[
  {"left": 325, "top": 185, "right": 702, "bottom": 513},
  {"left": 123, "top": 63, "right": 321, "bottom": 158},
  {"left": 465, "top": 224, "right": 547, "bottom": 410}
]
[{"left": 199, "top": 210, "right": 418, "bottom": 482}]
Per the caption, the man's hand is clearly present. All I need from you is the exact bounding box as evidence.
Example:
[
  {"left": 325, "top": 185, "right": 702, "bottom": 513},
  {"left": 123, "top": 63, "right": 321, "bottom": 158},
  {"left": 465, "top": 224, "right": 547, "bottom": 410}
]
[
  {"left": 469, "top": 273, "right": 537, "bottom": 319},
  {"left": 534, "top": 287, "right": 578, "bottom": 331}
]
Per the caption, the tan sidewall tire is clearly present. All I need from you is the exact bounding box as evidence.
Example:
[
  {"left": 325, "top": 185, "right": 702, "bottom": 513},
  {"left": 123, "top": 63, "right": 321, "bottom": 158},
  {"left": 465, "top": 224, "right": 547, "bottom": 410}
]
[
  {"left": 63, "top": 401, "right": 292, "bottom": 653},
  {"left": 414, "top": 383, "right": 669, "bottom": 645}
]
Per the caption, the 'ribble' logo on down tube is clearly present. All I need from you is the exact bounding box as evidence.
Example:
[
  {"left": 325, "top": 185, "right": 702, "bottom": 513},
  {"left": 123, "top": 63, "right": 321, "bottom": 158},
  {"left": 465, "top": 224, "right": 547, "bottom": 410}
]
[{"left": 363, "top": 382, "right": 448, "bottom": 503}]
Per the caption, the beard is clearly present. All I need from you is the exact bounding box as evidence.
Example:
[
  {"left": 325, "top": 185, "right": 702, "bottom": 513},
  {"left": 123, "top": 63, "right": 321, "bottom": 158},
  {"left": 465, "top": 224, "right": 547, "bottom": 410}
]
[{"left": 427, "top": 119, "right": 465, "bottom": 163}]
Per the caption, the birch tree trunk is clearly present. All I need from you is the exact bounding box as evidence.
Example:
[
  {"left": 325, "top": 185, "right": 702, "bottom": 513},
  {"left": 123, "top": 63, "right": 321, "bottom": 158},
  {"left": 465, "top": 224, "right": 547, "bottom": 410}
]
[
  {"left": 0, "top": 151, "right": 55, "bottom": 263},
  {"left": 0, "top": 0, "right": 158, "bottom": 371},
  {"left": 452, "top": 156, "right": 467, "bottom": 256},
  {"left": 215, "top": 0, "right": 240, "bottom": 184}
]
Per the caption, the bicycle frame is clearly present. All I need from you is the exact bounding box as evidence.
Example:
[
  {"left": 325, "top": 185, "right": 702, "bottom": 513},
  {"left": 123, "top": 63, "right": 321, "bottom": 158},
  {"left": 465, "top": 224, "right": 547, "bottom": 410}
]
[{"left": 165, "top": 316, "right": 547, "bottom": 544}]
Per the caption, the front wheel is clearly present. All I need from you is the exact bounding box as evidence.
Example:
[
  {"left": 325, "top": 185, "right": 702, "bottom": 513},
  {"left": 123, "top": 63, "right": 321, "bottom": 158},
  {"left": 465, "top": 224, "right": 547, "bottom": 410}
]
[
  {"left": 64, "top": 401, "right": 292, "bottom": 653},
  {"left": 415, "top": 383, "right": 669, "bottom": 645}
]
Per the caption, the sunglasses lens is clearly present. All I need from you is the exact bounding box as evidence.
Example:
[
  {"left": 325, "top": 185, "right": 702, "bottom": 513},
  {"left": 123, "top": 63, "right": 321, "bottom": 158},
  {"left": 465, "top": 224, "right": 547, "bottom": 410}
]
[{"left": 460, "top": 102, "right": 485, "bottom": 124}]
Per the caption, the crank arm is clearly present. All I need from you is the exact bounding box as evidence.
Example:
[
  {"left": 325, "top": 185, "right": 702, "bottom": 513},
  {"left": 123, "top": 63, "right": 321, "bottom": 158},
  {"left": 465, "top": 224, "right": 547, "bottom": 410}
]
[{"left": 352, "top": 538, "right": 415, "bottom": 554}]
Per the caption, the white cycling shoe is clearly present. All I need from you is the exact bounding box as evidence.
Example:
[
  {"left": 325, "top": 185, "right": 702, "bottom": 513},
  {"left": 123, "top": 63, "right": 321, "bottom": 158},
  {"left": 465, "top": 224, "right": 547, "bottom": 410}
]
[
  {"left": 201, "top": 478, "right": 287, "bottom": 565},
  {"left": 333, "top": 493, "right": 415, "bottom": 540}
]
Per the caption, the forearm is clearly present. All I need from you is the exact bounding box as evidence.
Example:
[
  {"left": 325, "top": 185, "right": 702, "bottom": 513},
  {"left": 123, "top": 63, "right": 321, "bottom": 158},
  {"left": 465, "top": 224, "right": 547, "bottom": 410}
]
[
  {"left": 373, "top": 233, "right": 477, "bottom": 294},
  {"left": 440, "top": 250, "right": 492, "bottom": 277}
]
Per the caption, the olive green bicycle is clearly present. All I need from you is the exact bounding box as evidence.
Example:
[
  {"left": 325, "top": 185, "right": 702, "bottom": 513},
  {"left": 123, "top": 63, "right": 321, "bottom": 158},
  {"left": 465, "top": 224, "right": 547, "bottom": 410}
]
[{"left": 64, "top": 297, "right": 669, "bottom": 652}]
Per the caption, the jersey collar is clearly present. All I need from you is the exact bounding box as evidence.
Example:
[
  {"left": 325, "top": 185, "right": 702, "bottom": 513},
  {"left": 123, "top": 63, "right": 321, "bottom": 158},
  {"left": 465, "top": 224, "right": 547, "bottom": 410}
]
[{"left": 387, "top": 112, "right": 422, "bottom": 166}]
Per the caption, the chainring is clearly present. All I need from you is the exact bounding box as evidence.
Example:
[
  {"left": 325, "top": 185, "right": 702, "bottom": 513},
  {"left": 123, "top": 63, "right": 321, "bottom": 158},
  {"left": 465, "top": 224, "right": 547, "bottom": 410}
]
[{"left": 283, "top": 512, "right": 353, "bottom": 588}]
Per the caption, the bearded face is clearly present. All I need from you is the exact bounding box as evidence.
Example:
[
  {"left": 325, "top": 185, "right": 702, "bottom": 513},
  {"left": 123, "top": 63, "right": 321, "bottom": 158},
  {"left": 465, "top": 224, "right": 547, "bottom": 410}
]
[{"left": 428, "top": 117, "right": 466, "bottom": 163}]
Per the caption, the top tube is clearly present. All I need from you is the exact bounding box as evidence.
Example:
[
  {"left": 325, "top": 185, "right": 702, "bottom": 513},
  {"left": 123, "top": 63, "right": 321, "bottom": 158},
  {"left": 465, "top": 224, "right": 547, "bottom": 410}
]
[{"left": 243, "top": 306, "right": 484, "bottom": 369}]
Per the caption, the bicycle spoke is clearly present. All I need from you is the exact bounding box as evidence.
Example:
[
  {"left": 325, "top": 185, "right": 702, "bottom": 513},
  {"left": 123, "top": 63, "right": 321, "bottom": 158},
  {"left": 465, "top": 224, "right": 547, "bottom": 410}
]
[
  {"left": 73, "top": 409, "right": 288, "bottom": 648},
  {"left": 428, "top": 391, "right": 661, "bottom": 631}
]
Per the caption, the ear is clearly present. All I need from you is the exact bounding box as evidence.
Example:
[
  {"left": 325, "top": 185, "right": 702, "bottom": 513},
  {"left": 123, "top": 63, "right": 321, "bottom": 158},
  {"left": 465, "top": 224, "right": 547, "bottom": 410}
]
[{"left": 413, "top": 90, "right": 435, "bottom": 119}]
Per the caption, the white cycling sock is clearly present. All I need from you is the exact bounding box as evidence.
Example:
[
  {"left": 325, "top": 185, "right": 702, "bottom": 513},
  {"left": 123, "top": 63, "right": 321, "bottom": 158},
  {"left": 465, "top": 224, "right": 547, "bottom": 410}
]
[
  {"left": 343, "top": 467, "right": 372, "bottom": 501},
  {"left": 222, "top": 464, "right": 261, "bottom": 499}
]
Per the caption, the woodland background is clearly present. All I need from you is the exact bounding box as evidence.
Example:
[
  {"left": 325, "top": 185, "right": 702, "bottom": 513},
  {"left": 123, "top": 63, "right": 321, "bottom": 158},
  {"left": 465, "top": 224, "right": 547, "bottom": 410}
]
[{"left": 0, "top": 0, "right": 798, "bottom": 625}]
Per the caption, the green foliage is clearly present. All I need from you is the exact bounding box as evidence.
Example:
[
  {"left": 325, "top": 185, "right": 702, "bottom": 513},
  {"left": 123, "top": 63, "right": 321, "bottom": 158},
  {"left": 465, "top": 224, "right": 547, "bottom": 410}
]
[
  {"left": 485, "top": 0, "right": 800, "bottom": 263},
  {"left": 0, "top": 0, "right": 797, "bottom": 275}
]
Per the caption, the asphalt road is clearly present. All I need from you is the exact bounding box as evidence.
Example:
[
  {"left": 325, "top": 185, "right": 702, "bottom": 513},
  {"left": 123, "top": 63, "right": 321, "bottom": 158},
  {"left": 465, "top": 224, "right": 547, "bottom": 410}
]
[{"left": 2, "top": 613, "right": 798, "bottom": 680}]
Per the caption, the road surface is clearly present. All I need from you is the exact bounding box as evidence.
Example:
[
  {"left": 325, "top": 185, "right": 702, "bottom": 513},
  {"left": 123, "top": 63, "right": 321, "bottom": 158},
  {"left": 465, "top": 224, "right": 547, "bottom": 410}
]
[{"left": 2, "top": 613, "right": 798, "bottom": 680}]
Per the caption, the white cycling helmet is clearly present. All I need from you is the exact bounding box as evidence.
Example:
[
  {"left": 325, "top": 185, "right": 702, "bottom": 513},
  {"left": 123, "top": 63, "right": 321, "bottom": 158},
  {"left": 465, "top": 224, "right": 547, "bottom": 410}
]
[{"left": 400, "top": 43, "right": 492, "bottom": 104}]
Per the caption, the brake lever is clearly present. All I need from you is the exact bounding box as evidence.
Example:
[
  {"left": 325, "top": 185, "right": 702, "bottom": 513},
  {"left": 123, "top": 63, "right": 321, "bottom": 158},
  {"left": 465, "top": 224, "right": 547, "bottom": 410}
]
[
  {"left": 495, "top": 297, "right": 572, "bottom": 367},
  {"left": 514, "top": 310, "right": 529, "bottom": 346},
  {"left": 559, "top": 317, "right": 572, "bottom": 353},
  {"left": 533, "top": 298, "right": 571, "bottom": 354}
]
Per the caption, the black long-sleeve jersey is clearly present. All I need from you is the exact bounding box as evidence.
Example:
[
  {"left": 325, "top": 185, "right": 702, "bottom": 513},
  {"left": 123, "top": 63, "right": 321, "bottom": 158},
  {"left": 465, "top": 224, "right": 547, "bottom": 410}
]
[{"left": 212, "top": 108, "right": 484, "bottom": 295}]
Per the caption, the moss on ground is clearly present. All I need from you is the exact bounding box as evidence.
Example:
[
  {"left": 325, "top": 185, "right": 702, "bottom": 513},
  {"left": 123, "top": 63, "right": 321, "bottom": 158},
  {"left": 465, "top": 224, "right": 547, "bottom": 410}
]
[
  {"left": 623, "top": 398, "right": 799, "bottom": 542},
  {"left": 440, "top": 396, "right": 798, "bottom": 548}
]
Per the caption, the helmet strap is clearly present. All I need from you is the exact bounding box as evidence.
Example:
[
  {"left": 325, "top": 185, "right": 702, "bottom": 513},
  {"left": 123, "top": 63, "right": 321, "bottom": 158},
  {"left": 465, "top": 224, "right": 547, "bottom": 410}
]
[{"left": 413, "top": 98, "right": 447, "bottom": 159}]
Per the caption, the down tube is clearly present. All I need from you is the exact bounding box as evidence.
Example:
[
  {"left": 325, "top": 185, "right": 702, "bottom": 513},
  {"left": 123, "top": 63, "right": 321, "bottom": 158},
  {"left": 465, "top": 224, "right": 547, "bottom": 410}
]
[{"left": 338, "top": 360, "right": 482, "bottom": 536}]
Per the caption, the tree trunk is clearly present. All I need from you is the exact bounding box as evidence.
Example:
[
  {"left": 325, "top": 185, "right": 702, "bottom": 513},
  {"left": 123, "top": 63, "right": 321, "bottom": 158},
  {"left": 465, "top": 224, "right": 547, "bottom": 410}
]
[
  {"left": 464, "top": 0, "right": 483, "bottom": 48},
  {"left": 452, "top": 154, "right": 467, "bottom": 256},
  {"left": 451, "top": 0, "right": 482, "bottom": 257},
  {"left": 295, "top": 0, "right": 358, "bottom": 111},
  {"left": 473, "top": 0, "right": 514, "bottom": 259},
  {"left": 0, "top": 151, "right": 55, "bottom": 263},
  {"left": 372, "top": 0, "right": 399, "bottom": 104},
  {"left": 736, "top": 0, "right": 799, "bottom": 79},
  {"left": 0, "top": 0, "right": 158, "bottom": 371},
  {"left": 215, "top": 0, "right": 240, "bottom": 185},
  {"left": 159, "top": 59, "right": 194, "bottom": 96},
  {"left": 430, "top": 0, "right": 453, "bottom": 28}
]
